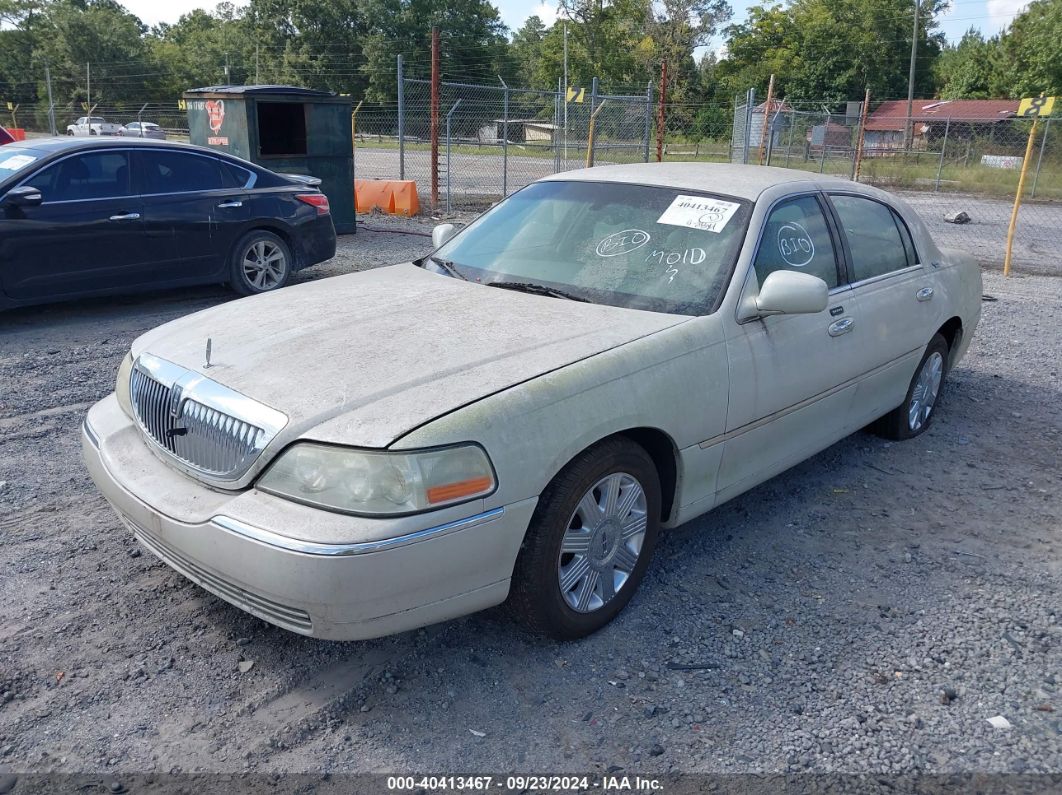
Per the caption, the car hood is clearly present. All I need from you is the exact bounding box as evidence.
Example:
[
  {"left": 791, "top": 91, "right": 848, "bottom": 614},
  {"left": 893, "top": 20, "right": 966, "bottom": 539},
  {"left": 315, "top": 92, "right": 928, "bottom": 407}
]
[{"left": 131, "top": 263, "right": 688, "bottom": 449}]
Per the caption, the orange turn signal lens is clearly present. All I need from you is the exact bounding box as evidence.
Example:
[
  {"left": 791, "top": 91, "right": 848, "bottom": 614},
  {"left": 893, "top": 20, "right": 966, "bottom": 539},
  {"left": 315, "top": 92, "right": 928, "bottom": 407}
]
[{"left": 426, "top": 476, "right": 494, "bottom": 505}]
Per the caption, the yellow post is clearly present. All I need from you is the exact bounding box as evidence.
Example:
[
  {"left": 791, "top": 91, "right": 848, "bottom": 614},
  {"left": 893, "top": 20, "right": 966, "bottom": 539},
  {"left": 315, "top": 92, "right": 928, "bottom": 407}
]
[
  {"left": 1003, "top": 116, "right": 1039, "bottom": 277},
  {"left": 351, "top": 100, "right": 363, "bottom": 153},
  {"left": 585, "top": 100, "right": 607, "bottom": 168}
]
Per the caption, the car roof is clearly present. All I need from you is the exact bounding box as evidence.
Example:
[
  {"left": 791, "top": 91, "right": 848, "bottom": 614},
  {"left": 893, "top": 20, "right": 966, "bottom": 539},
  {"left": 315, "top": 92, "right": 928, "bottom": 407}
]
[
  {"left": 541, "top": 162, "right": 854, "bottom": 201},
  {"left": 4, "top": 136, "right": 221, "bottom": 157}
]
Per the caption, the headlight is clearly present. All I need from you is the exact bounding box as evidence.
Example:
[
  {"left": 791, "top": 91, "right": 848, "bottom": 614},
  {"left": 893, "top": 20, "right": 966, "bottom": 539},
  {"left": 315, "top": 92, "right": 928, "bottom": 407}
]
[
  {"left": 257, "top": 442, "right": 496, "bottom": 516},
  {"left": 115, "top": 353, "right": 134, "bottom": 418}
]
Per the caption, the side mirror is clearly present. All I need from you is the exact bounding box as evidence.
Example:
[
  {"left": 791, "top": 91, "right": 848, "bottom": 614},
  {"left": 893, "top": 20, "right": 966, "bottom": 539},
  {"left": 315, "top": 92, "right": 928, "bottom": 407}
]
[
  {"left": 432, "top": 223, "right": 457, "bottom": 249},
  {"left": 753, "top": 270, "right": 828, "bottom": 316},
  {"left": 3, "top": 185, "right": 43, "bottom": 208}
]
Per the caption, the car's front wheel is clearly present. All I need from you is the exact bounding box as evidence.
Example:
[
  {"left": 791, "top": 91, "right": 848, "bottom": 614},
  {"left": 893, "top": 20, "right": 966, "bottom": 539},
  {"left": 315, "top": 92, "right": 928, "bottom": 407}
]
[
  {"left": 509, "top": 437, "right": 661, "bottom": 640},
  {"left": 229, "top": 230, "right": 293, "bottom": 296},
  {"left": 874, "top": 333, "right": 949, "bottom": 440}
]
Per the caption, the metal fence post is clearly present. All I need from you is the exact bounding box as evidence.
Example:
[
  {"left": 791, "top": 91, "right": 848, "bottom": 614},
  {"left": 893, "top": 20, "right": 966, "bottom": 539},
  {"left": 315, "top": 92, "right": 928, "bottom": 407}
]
[
  {"left": 818, "top": 113, "right": 828, "bottom": 173},
  {"left": 643, "top": 81, "right": 652, "bottom": 163},
  {"left": 554, "top": 78, "right": 562, "bottom": 173},
  {"left": 589, "top": 77, "right": 599, "bottom": 165},
  {"left": 785, "top": 110, "right": 795, "bottom": 168},
  {"left": 1031, "top": 116, "right": 1050, "bottom": 199},
  {"left": 445, "top": 99, "right": 462, "bottom": 214},
  {"left": 742, "top": 89, "right": 755, "bottom": 164},
  {"left": 500, "top": 77, "right": 509, "bottom": 197},
  {"left": 430, "top": 29, "right": 440, "bottom": 211},
  {"left": 397, "top": 54, "right": 405, "bottom": 180},
  {"left": 935, "top": 117, "right": 950, "bottom": 192}
]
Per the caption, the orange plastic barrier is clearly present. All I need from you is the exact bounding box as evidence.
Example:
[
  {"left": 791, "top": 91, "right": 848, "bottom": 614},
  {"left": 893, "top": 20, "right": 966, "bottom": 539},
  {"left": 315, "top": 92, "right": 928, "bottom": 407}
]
[
  {"left": 355, "top": 179, "right": 419, "bottom": 217},
  {"left": 9, "top": 128, "right": 26, "bottom": 141}
]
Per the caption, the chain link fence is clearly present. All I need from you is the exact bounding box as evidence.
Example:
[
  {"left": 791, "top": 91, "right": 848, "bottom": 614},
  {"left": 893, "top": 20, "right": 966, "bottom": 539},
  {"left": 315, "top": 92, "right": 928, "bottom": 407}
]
[
  {"left": 6, "top": 73, "right": 1057, "bottom": 273},
  {"left": 7, "top": 100, "right": 190, "bottom": 140},
  {"left": 353, "top": 72, "right": 655, "bottom": 213},
  {"left": 725, "top": 97, "right": 1061, "bottom": 273}
]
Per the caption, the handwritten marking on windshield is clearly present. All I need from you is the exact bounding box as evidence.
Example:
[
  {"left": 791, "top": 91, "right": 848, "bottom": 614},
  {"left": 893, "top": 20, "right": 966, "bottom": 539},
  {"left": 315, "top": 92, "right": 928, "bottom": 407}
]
[
  {"left": 596, "top": 229, "right": 651, "bottom": 257},
  {"left": 645, "top": 248, "right": 706, "bottom": 266}
]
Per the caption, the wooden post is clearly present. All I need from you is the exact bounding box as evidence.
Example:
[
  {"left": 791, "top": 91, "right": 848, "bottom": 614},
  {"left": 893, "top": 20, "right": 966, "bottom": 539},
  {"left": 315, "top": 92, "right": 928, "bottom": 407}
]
[
  {"left": 757, "top": 74, "right": 774, "bottom": 165},
  {"left": 430, "top": 27, "right": 440, "bottom": 211},
  {"left": 853, "top": 88, "right": 871, "bottom": 181},
  {"left": 656, "top": 61, "right": 667, "bottom": 163}
]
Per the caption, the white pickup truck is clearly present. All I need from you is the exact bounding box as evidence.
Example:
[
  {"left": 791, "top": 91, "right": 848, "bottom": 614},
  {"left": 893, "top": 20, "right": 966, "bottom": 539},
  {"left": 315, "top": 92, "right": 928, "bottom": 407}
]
[{"left": 65, "top": 116, "right": 125, "bottom": 136}]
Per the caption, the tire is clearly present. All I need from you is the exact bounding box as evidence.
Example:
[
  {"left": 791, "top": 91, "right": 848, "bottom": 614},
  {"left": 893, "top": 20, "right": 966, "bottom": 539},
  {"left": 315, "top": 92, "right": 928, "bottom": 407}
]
[
  {"left": 508, "top": 437, "right": 662, "bottom": 640},
  {"left": 873, "top": 333, "right": 949, "bottom": 441},
  {"left": 229, "top": 230, "right": 293, "bottom": 296}
]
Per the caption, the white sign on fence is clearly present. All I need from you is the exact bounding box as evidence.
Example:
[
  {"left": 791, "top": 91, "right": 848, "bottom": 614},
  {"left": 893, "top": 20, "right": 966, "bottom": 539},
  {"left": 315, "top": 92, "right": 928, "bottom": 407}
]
[{"left": 981, "top": 154, "right": 1024, "bottom": 170}]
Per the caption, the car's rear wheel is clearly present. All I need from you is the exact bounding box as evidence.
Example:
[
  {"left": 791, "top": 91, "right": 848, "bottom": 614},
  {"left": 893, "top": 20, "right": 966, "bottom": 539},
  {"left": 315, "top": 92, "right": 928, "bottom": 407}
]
[
  {"left": 229, "top": 230, "right": 292, "bottom": 296},
  {"left": 874, "top": 333, "right": 949, "bottom": 440},
  {"left": 508, "top": 437, "right": 661, "bottom": 640}
]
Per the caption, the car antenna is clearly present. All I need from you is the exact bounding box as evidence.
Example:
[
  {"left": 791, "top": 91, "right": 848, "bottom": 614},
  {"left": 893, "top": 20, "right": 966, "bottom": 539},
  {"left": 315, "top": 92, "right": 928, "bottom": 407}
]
[{"left": 204, "top": 338, "right": 212, "bottom": 369}]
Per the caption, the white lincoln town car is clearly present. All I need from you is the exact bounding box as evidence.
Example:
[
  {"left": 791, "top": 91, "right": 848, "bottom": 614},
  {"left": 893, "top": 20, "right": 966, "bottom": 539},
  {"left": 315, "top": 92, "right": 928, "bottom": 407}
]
[{"left": 83, "top": 163, "right": 982, "bottom": 640}]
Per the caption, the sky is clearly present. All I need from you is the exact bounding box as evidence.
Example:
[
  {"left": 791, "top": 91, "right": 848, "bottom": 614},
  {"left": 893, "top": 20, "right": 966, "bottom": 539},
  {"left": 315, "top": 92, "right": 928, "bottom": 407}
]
[{"left": 121, "top": 0, "right": 1029, "bottom": 48}]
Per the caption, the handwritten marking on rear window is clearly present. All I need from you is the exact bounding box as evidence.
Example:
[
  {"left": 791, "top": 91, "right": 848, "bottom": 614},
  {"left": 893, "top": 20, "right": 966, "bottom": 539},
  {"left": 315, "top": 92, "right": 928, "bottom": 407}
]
[
  {"left": 645, "top": 248, "right": 706, "bottom": 266},
  {"left": 596, "top": 229, "right": 650, "bottom": 257},
  {"left": 777, "top": 222, "right": 815, "bottom": 268},
  {"left": 657, "top": 195, "right": 741, "bottom": 233}
]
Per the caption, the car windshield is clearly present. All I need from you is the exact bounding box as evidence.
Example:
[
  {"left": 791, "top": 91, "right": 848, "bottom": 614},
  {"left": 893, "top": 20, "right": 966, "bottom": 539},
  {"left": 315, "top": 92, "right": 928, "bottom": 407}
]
[
  {"left": 433, "top": 180, "right": 751, "bottom": 315},
  {"left": 0, "top": 147, "right": 47, "bottom": 180}
]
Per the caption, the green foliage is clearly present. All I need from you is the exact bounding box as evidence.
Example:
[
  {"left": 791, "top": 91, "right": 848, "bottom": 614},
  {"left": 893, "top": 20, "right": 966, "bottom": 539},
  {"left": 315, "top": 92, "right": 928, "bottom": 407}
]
[
  {"left": 0, "top": 0, "right": 1058, "bottom": 130},
  {"left": 718, "top": 0, "right": 946, "bottom": 104},
  {"left": 935, "top": 29, "right": 999, "bottom": 100},
  {"left": 994, "top": 0, "right": 1062, "bottom": 97}
]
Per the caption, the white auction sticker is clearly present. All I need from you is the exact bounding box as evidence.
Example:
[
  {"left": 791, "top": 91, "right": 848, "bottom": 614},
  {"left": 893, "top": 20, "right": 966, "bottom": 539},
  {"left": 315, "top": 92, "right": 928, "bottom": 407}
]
[
  {"left": 0, "top": 154, "right": 36, "bottom": 171},
  {"left": 657, "top": 195, "right": 740, "bottom": 233}
]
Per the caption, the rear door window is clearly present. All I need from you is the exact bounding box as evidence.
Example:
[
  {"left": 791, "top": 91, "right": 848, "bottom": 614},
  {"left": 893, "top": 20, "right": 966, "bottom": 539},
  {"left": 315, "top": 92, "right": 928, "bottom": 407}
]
[
  {"left": 830, "top": 195, "right": 914, "bottom": 282},
  {"left": 25, "top": 151, "right": 132, "bottom": 202},
  {"left": 138, "top": 151, "right": 225, "bottom": 195}
]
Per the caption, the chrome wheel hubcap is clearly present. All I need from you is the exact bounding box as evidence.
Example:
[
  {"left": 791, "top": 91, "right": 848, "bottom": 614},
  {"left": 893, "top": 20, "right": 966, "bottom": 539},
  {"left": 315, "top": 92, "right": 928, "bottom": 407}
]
[
  {"left": 558, "top": 472, "right": 648, "bottom": 613},
  {"left": 242, "top": 240, "right": 287, "bottom": 290},
  {"left": 908, "top": 351, "right": 944, "bottom": 431}
]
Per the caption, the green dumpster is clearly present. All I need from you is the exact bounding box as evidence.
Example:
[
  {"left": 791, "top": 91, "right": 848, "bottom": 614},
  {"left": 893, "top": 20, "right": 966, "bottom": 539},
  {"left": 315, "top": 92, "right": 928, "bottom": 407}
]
[{"left": 183, "top": 85, "right": 354, "bottom": 233}]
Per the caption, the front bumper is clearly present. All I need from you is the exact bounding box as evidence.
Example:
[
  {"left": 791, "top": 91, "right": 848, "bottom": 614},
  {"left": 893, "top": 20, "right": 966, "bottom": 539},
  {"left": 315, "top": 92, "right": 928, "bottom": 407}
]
[{"left": 82, "top": 395, "right": 536, "bottom": 640}]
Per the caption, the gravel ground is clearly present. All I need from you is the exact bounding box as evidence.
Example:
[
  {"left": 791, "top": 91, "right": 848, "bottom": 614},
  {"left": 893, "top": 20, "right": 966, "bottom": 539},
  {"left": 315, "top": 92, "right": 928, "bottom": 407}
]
[{"left": 0, "top": 220, "right": 1060, "bottom": 785}]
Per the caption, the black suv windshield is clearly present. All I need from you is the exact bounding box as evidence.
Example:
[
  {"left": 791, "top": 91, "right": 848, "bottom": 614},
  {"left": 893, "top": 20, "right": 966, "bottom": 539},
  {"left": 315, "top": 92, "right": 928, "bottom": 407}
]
[{"left": 434, "top": 180, "right": 751, "bottom": 315}]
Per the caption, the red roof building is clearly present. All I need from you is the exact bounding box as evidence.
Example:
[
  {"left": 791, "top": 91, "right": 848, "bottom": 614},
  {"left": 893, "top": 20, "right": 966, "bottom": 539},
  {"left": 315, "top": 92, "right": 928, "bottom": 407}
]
[{"left": 866, "top": 99, "right": 1019, "bottom": 131}]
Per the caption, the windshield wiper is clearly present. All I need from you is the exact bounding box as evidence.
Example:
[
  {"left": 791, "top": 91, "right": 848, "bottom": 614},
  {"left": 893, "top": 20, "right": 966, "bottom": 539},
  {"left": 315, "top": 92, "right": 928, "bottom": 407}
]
[
  {"left": 426, "top": 255, "right": 467, "bottom": 281},
  {"left": 486, "top": 281, "right": 590, "bottom": 303}
]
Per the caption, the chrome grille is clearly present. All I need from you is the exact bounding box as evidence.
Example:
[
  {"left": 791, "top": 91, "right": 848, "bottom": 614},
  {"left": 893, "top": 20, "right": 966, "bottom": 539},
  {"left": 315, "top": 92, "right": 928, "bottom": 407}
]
[{"left": 128, "top": 353, "right": 287, "bottom": 482}]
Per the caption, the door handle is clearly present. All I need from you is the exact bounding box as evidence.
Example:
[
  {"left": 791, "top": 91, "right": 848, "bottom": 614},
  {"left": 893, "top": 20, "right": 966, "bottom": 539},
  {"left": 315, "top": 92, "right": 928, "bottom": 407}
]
[
  {"left": 217, "top": 200, "right": 243, "bottom": 208},
  {"left": 109, "top": 212, "right": 140, "bottom": 221},
  {"left": 828, "top": 317, "right": 855, "bottom": 337},
  {"left": 917, "top": 286, "right": 934, "bottom": 302}
]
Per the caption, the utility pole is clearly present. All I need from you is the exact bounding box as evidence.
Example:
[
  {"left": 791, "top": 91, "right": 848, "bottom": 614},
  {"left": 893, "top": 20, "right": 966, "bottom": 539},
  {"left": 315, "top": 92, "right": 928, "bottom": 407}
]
[
  {"left": 224, "top": 52, "right": 231, "bottom": 84},
  {"left": 44, "top": 59, "right": 56, "bottom": 135},
  {"left": 86, "top": 62, "right": 90, "bottom": 115},
  {"left": 255, "top": 43, "right": 260, "bottom": 84},
  {"left": 905, "top": 0, "right": 919, "bottom": 150},
  {"left": 656, "top": 60, "right": 668, "bottom": 163}
]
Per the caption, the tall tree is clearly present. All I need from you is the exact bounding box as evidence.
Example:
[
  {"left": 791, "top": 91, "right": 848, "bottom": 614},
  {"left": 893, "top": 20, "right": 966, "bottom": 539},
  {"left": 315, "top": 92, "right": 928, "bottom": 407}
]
[
  {"left": 934, "top": 29, "right": 999, "bottom": 99},
  {"left": 994, "top": 0, "right": 1062, "bottom": 97}
]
